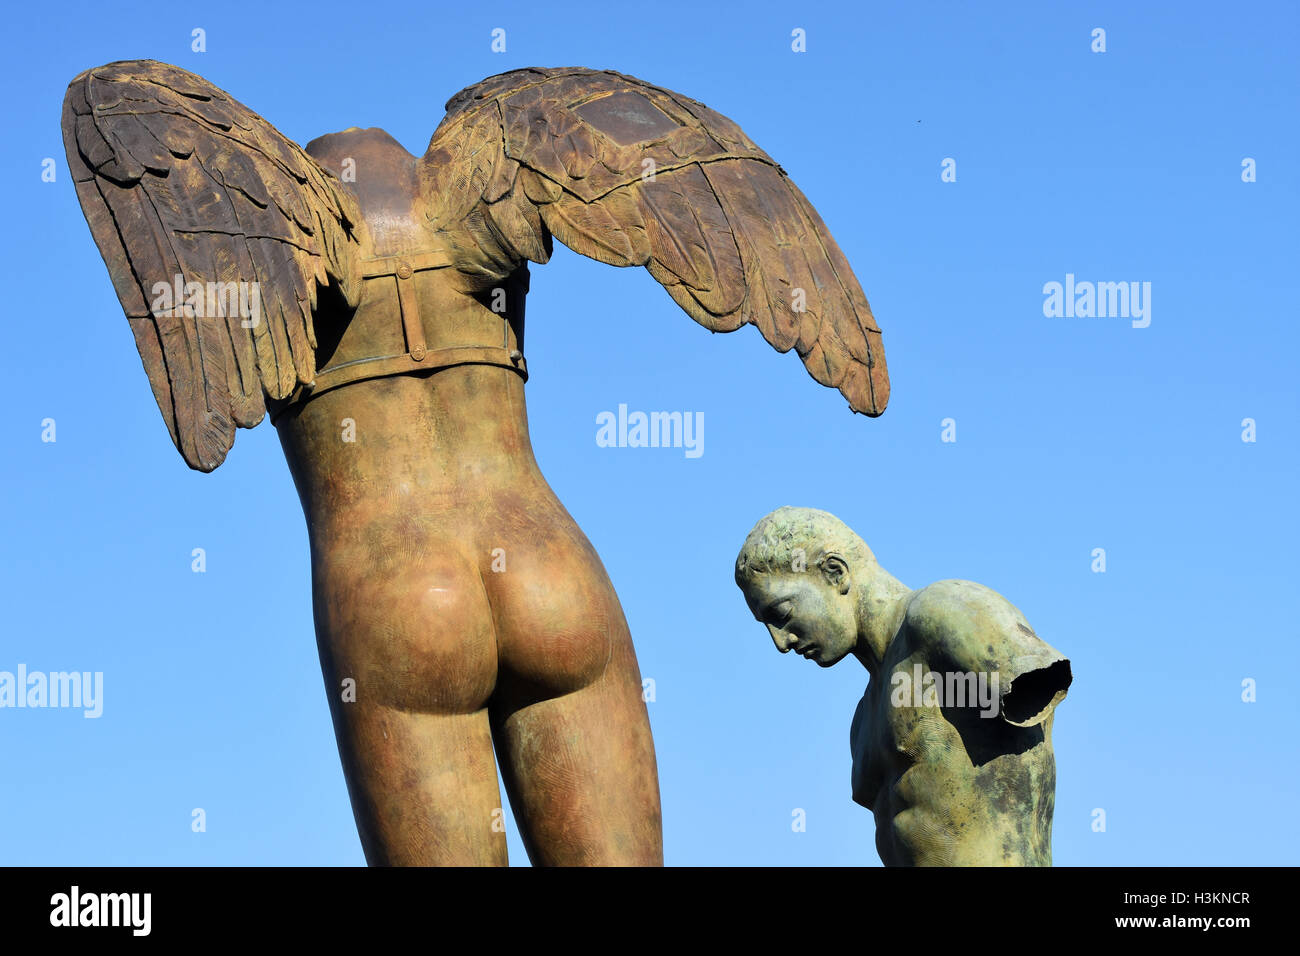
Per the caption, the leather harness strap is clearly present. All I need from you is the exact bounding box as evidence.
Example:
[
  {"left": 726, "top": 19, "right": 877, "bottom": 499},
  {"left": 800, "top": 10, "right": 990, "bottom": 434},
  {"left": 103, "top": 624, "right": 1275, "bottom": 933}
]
[
  {"left": 363, "top": 251, "right": 446, "bottom": 361},
  {"left": 271, "top": 252, "right": 527, "bottom": 423},
  {"left": 286, "top": 343, "right": 528, "bottom": 401}
]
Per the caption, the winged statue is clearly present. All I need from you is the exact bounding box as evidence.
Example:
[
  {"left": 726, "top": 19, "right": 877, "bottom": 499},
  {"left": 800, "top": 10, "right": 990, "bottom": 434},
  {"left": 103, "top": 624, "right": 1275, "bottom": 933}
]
[{"left": 63, "top": 59, "right": 890, "bottom": 866}]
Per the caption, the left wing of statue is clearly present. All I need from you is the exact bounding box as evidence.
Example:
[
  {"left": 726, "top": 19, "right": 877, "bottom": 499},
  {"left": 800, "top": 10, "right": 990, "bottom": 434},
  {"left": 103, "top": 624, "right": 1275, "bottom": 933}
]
[
  {"left": 421, "top": 67, "right": 890, "bottom": 416},
  {"left": 62, "top": 60, "right": 364, "bottom": 472}
]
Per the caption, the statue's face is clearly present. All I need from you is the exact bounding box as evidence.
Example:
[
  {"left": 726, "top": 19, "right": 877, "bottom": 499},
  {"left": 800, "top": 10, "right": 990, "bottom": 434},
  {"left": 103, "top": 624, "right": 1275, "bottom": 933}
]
[{"left": 741, "top": 568, "right": 857, "bottom": 667}]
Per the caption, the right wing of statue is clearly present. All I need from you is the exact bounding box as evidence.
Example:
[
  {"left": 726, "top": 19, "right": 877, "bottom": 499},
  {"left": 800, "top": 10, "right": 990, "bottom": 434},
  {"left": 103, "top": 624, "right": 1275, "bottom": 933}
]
[
  {"left": 64, "top": 61, "right": 889, "bottom": 471},
  {"left": 421, "top": 67, "right": 889, "bottom": 417}
]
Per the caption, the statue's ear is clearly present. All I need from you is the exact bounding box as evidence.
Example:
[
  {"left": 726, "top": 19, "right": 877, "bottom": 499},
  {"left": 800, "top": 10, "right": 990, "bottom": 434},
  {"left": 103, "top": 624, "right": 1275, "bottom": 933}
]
[{"left": 820, "top": 553, "right": 851, "bottom": 595}]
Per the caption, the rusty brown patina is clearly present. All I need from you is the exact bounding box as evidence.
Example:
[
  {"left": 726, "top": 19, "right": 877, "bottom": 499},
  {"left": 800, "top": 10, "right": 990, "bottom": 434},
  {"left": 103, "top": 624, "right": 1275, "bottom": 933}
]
[{"left": 63, "top": 61, "right": 891, "bottom": 865}]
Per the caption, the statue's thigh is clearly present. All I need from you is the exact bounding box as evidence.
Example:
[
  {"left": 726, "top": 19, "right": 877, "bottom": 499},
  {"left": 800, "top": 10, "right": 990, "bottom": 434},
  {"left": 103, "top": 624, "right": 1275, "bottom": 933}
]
[
  {"left": 484, "top": 529, "right": 661, "bottom": 863},
  {"left": 334, "top": 705, "right": 509, "bottom": 866},
  {"left": 489, "top": 655, "right": 663, "bottom": 865}
]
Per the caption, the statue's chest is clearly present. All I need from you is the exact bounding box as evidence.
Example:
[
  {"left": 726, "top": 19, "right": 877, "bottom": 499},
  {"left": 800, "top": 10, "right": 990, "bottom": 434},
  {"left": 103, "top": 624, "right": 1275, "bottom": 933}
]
[{"left": 851, "top": 644, "right": 960, "bottom": 810}]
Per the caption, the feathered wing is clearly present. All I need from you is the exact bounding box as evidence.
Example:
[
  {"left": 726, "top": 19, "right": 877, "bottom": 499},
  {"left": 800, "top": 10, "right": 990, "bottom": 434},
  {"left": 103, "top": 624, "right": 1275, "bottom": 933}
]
[
  {"left": 62, "top": 59, "right": 364, "bottom": 471},
  {"left": 422, "top": 67, "right": 889, "bottom": 415}
]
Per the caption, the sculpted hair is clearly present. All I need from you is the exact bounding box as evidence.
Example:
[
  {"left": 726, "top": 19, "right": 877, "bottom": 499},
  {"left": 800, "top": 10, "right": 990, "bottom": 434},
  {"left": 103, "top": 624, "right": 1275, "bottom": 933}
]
[{"left": 734, "top": 506, "right": 871, "bottom": 584}]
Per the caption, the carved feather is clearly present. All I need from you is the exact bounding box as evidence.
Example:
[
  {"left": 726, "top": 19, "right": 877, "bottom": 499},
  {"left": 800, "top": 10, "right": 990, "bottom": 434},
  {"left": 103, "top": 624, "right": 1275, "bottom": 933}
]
[
  {"left": 62, "top": 59, "right": 364, "bottom": 471},
  {"left": 423, "top": 67, "right": 889, "bottom": 415}
]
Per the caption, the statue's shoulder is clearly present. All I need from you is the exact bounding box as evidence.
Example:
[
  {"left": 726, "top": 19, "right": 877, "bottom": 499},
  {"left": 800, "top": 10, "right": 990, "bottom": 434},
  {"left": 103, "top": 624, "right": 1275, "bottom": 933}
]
[
  {"left": 903, "top": 579, "right": 1027, "bottom": 640},
  {"left": 901, "top": 580, "right": 1071, "bottom": 724},
  {"left": 901, "top": 579, "right": 1044, "bottom": 672}
]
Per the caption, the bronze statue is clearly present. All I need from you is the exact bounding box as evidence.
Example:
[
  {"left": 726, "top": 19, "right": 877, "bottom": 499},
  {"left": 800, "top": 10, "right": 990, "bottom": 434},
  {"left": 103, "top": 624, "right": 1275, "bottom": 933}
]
[
  {"left": 735, "top": 507, "right": 1071, "bottom": 866},
  {"left": 63, "top": 61, "right": 890, "bottom": 865}
]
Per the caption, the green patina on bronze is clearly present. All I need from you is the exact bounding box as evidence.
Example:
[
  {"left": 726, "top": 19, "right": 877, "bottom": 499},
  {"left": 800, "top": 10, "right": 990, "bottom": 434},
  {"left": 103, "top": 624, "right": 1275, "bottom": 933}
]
[{"left": 736, "top": 506, "right": 1072, "bottom": 866}]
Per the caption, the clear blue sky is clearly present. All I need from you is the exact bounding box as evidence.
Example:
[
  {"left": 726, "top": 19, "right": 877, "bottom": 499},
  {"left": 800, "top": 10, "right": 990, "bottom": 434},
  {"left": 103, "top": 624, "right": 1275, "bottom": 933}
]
[{"left": 2, "top": 0, "right": 1296, "bottom": 865}]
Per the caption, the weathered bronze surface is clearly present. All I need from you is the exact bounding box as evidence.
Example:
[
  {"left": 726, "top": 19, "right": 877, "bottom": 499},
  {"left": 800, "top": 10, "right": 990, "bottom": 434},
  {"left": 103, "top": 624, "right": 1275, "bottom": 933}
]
[
  {"left": 63, "top": 61, "right": 890, "bottom": 865},
  {"left": 736, "top": 508, "right": 1071, "bottom": 866}
]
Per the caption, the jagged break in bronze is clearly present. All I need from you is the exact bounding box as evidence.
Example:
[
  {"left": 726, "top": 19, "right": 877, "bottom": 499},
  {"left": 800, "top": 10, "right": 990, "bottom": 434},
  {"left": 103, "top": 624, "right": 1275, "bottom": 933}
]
[{"left": 63, "top": 60, "right": 891, "bottom": 865}]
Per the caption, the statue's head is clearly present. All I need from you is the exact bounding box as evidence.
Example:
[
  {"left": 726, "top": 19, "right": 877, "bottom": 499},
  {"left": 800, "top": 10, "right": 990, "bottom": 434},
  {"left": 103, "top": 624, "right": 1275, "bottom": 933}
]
[{"left": 734, "top": 506, "right": 873, "bottom": 667}]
